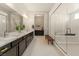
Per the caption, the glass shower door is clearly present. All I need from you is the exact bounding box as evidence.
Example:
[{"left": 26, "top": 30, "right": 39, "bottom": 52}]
[
  {"left": 54, "top": 14, "right": 67, "bottom": 55},
  {"left": 66, "top": 14, "right": 79, "bottom": 56},
  {"left": 55, "top": 34, "right": 67, "bottom": 54}
]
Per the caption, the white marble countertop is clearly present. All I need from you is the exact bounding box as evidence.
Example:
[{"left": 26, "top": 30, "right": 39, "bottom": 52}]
[{"left": 0, "top": 29, "right": 34, "bottom": 47}]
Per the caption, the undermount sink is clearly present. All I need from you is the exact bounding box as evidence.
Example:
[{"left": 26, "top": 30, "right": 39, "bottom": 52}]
[
  {"left": 0, "top": 31, "right": 25, "bottom": 40},
  {"left": 0, "top": 35, "right": 16, "bottom": 40},
  {"left": 6, "top": 32, "right": 21, "bottom": 37},
  {"left": 0, "top": 32, "right": 19, "bottom": 40}
]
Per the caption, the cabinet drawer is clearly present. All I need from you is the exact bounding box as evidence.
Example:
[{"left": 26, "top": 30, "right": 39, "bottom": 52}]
[
  {"left": 2, "top": 45, "right": 18, "bottom": 56},
  {"left": 12, "top": 38, "right": 23, "bottom": 47},
  {"left": 0, "top": 44, "right": 11, "bottom": 55},
  {"left": 23, "top": 35, "right": 28, "bottom": 40}
]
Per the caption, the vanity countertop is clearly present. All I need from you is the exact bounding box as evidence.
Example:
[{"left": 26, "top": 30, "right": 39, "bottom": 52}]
[{"left": 0, "top": 29, "right": 34, "bottom": 47}]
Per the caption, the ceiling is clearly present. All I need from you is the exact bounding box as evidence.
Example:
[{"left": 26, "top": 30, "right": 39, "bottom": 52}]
[
  {"left": 23, "top": 3, "right": 54, "bottom": 12},
  {"left": 0, "top": 3, "right": 20, "bottom": 14},
  {"left": 9, "top": 3, "right": 54, "bottom": 12},
  {"left": 0, "top": 3, "right": 55, "bottom": 16}
]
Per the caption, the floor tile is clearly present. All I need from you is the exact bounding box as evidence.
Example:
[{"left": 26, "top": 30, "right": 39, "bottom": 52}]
[{"left": 22, "top": 36, "right": 63, "bottom": 56}]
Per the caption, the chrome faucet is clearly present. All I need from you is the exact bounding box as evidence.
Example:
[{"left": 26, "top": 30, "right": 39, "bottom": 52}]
[{"left": 3, "top": 31, "right": 6, "bottom": 37}]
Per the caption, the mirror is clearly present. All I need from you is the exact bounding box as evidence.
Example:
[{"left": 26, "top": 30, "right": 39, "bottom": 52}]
[
  {"left": 0, "top": 11, "right": 23, "bottom": 37},
  {"left": 7, "top": 13, "right": 23, "bottom": 32},
  {"left": 0, "top": 11, "right": 7, "bottom": 37}
]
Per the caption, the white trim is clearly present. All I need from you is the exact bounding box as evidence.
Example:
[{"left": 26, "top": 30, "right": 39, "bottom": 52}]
[
  {"left": 53, "top": 41, "right": 67, "bottom": 56},
  {"left": 49, "top": 3, "right": 61, "bottom": 16},
  {"left": 0, "top": 11, "right": 7, "bottom": 16}
]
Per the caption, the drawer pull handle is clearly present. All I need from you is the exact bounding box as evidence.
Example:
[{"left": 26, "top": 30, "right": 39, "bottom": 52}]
[{"left": 1, "top": 48, "right": 8, "bottom": 53}]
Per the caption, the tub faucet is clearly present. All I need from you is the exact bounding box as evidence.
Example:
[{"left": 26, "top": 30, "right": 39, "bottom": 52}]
[{"left": 66, "top": 28, "right": 71, "bottom": 34}]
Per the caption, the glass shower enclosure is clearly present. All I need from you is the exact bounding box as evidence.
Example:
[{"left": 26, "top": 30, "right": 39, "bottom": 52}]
[{"left": 54, "top": 8, "right": 79, "bottom": 56}]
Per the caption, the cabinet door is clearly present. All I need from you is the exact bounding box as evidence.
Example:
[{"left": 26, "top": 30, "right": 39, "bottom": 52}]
[
  {"left": 29, "top": 32, "right": 33, "bottom": 41},
  {"left": 31, "top": 32, "right": 34, "bottom": 39},
  {"left": 0, "top": 44, "right": 11, "bottom": 56},
  {"left": 2, "top": 45, "right": 18, "bottom": 56},
  {"left": 26, "top": 36, "right": 31, "bottom": 47},
  {"left": 19, "top": 39, "right": 26, "bottom": 56}
]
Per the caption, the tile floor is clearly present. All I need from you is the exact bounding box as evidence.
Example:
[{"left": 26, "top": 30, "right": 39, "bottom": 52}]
[{"left": 22, "top": 36, "right": 64, "bottom": 56}]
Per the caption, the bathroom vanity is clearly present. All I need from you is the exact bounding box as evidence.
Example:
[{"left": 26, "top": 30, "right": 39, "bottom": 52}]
[{"left": 0, "top": 30, "right": 34, "bottom": 56}]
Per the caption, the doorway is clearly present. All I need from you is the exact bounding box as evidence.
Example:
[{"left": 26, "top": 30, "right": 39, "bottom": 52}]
[{"left": 34, "top": 15, "right": 44, "bottom": 36}]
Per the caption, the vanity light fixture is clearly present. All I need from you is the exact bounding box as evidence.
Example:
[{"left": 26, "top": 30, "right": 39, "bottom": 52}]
[
  {"left": 36, "top": 14, "right": 43, "bottom": 16},
  {"left": 6, "top": 3, "right": 14, "bottom": 8},
  {"left": 23, "top": 14, "right": 28, "bottom": 18},
  {"left": 74, "top": 13, "right": 79, "bottom": 19}
]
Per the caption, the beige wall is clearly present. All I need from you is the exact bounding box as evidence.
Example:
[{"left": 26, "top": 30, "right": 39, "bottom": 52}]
[
  {"left": 35, "top": 16, "right": 44, "bottom": 30},
  {"left": 28, "top": 11, "right": 49, "bottom": 35},
  {"left": 23, "top": 14, "right": 34, "bottom": 31}
]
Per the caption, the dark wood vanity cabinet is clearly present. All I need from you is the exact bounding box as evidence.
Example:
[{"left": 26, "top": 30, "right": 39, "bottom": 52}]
[
  {"left": 0, "top": 31, "right": 34, "bottom": 56},
  {"left": 25, "top": 32, "right": 33, "bottom": 47},
  {"left": 18, "top": 32, "right": 33, "bottom": 56},
  {"left": 0, "top": 44, "right": 11, "bottom": 56},
  {"left": 2, "top": 45, "right": 18, "bottom": 56},
  {"left": 19, "top": 38, "right": 26, "bottom": 56},
  {"left": 35, "top": 30, "right": 44, "bottom": 36}
]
